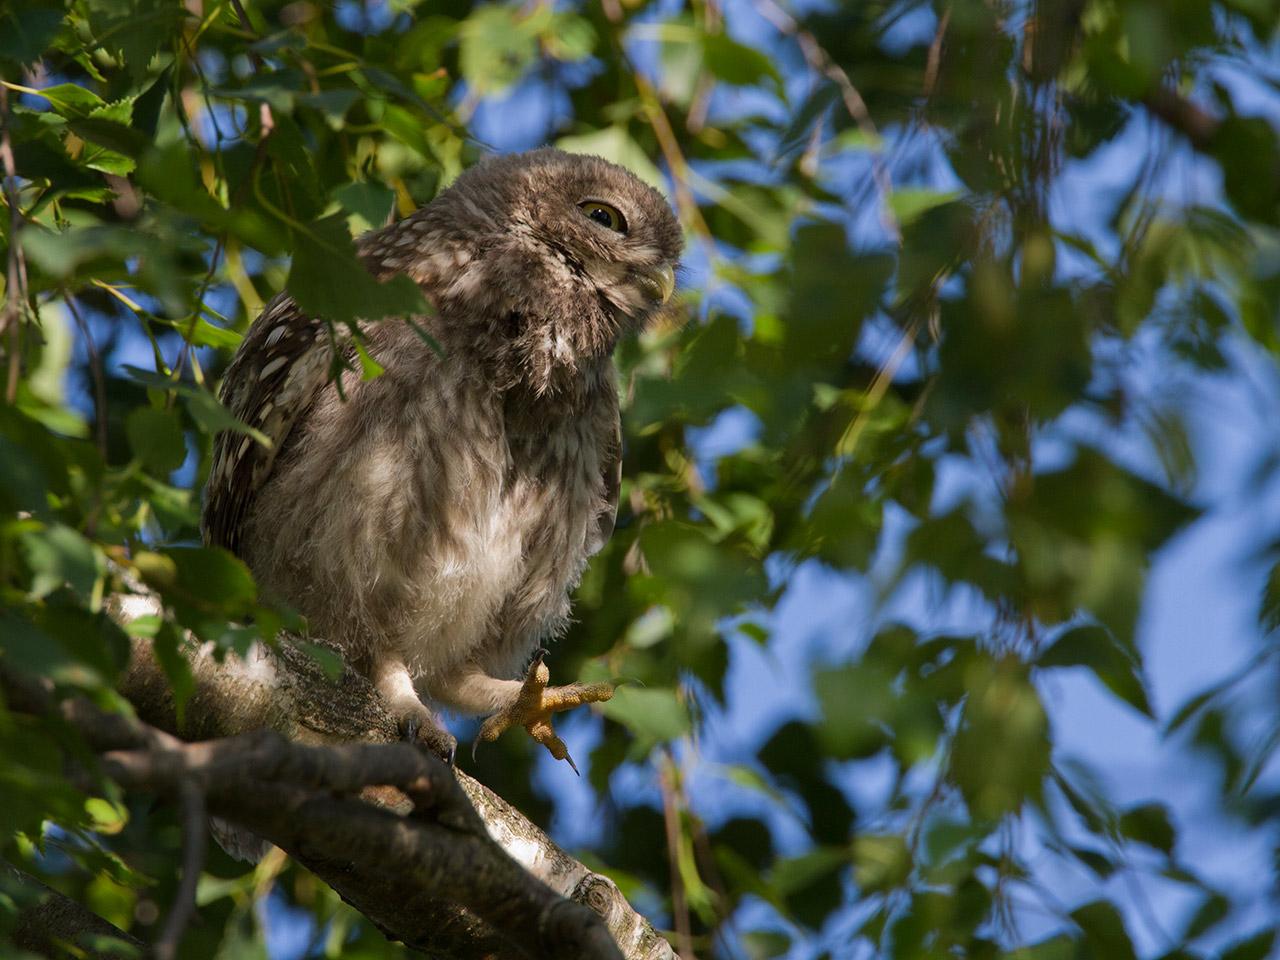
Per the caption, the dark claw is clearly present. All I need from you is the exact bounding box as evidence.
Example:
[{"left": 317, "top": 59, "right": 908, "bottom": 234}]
[
  {"left": 428, "top": 727, "right": 458, "bottom": 765},
  {"left": 530, "top": 647, "right": 549, "bottom": 668},
  {"left": 402, "top": 713, "right": 457, "bottom": 765},
  {"left": 565, "top": 753, "right": 580, "bottom": 777}
]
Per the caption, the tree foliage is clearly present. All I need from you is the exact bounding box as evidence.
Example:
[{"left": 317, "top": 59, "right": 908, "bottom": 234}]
[{"left": 1, "top": 0, "right": 1278, "bottom": 957}]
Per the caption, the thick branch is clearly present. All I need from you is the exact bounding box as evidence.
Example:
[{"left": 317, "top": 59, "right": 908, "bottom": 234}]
[
  {"left": 99, "top": 730, "right": 618, "bottom": 960},
  {"left": 5, "top": 663, "right": 626, "bottom": 960},
  {"left": 102, "top": 588, "right": 671, "bottom": 959}
]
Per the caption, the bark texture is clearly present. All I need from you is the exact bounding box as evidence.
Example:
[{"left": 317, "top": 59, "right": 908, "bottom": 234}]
[{"left": 63, "top": 588, "right": 673, "bottom": 960}]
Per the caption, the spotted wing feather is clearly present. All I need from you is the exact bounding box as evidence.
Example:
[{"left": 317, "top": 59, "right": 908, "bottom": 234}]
[
  {"left": 202, "top": 294, "right": 333, "bottom": 555},
  {"left": 587, "top": 413, "right": 622, "bottom": 557}
]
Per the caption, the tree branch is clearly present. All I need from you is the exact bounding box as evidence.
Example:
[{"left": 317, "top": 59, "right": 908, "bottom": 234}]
[
  {"left": 2, "top": 863, "right": 144, "bottom": 960},
  {"left": 1143, "top": 86, "right": 1219, "bottom": 151},
  {"left": 5, "top": 659, "right": 642, "bottom": 960},
  {"left": 94, "top": 588, "right": 674, "bottom": 959}
]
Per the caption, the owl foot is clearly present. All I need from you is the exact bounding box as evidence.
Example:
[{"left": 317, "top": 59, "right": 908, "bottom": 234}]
[
  {"left": 474, "top": 650, "right": 614, "bottom": 774},
  {"left": 403, "top": 711, "right": 457, "bottom": 765},
  {"left": 373, "top": 656, "right": 457, "bottom": 764}
]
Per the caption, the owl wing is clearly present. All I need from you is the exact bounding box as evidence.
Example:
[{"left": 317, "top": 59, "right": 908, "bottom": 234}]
[
  {"left": 587, "top": 413, "right": 622, "bottom": 557},
  {"left": 202, "top": 293, "right": 334, "bottom": 556}
]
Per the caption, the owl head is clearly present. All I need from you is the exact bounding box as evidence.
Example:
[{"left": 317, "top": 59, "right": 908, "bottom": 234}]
[{"left": 376, "top": 148, "right": 683, "bottom": 366}]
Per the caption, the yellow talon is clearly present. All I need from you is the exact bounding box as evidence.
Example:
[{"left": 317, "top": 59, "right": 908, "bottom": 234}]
[{"left": 476, "top": 652, "right": 614, "bottom": 774}]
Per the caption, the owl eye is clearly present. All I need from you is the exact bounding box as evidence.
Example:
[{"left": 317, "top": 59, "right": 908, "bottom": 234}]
[{"left": 578, "top": 201, "right": 627, "bottom": 234}]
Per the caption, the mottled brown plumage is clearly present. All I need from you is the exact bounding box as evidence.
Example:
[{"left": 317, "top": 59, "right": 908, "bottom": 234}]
[{"left": 203, "top": 148, "right": 681, "bottom": 762}]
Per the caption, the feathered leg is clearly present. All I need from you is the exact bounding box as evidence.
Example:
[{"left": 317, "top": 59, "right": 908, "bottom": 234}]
[{"left": 372, "top": 655, "right": 457, "bottom": 762}]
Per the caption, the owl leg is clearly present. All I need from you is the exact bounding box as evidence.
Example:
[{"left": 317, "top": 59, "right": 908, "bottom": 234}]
[
  {"left": 371, "top": 655, "right": 457, "bottom": 763},
  {"left": 471, "top": 650, "right": 614, "bottom": 774}
]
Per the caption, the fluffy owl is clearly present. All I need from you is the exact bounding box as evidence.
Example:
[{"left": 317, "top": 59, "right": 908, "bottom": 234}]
[{"left": 203, "top": 148, "right": 682, "bottom": 766}]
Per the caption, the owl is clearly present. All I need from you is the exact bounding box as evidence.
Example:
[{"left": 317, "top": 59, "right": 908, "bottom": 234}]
[{"left": 202, "top": 148, "right": 682, "bottom": 767}]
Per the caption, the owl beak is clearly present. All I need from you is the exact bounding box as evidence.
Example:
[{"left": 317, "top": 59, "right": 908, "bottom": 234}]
[{"left": 636, "top": 263, "right": 676, "bottom": 305}]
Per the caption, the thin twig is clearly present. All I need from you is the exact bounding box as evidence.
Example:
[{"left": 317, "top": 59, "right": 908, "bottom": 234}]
[
  {"left": 923, "top": 6, "right": 952, "bottom": 97},
  {"left": 836, "top": 315, "right": 921, "bottom": 459},
  {"left": 1, "top": 84, "right": 27, "bottom": 404},
  {"left": 228, "top": 0, "right": 266, "bottom": 69},
  {"left": 688, "top": 817, "right": 733, "bottom": 943},
  {"left": 630, "top": 69, "right": 724, "bottom": 304},
  {"left": 632, "top": 73, "right": 712, "bottom": 242},
  {"left": 753, "top": 0, "right": 900, "bottom": 241},
  {"left": 659, "top": 753, "right": 694, "bottom": 959},
  {"left": 64, "top": 293, "right": 109, "bottom": 459},
  {"left": 685, "top": 73, "right": 713, "bottom": 135},
  {"left": 154, "top": 779, "right": 208, "bottom": 960}
]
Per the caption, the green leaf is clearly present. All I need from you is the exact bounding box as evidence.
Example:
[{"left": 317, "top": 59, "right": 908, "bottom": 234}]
[
  {"left": 353, "top": 338, "right": 386, "bottom": 380},
  {"left": 1068, "top": 845, "right": 1117, "bottom": 878},
  {"left": 1220, "top": 930, "right": 1275, "bottom": 960},
  {"left": 69, "top": 98, "right": 148, "bottom": 165},
  {"left": 787, "top": 223, "right": 892, "bottom": 370},
  {"left": 151, "top": 622, "right": 196, "bottom": 715},
  {"left": 25, "top": 82, "right": 105, "bottom": 117},
  {"left": 125, "top": 406, "right": 187, "bottom": 475},
  {"left": 335, "top": 181, "right": 396, "bottom": 232},
  {"left": 181, "top": 387, "right": 271, "bottom": 449},
  {"left": 623, "top": 605, "right": 674, "bottom": 649},
  {"left": 20, "top": 523, "right": 104, "bottom": 602},
  {"left": 888, "top": 189, "right": 963, "bottom": 227},
  {"left": 1181, "top": 891, "right": 1229, "bottom": 940},
  {"left": 952, "top": 656, "right": 1051, "bottom": 819},
  {"left": 0, "top": 435, "right": 51, "bottom": 513},
  {"left": 83, "top": 0, "right": 185, "bottom": 81},
  {"left": 814, "top": 664, "right": 894, "bottom": 760},
  {"left": 922, "top": 816, "right": 984, "bottom": 868},
  {"left": 1008, "top": 448, "right": 1198, "bottom": 644},
  {"left": 135, "top": 142, "right": 286, "bottom": 253},
  {"left": 1117, "top": 802, "right": 1175, "bottom": 854},
  {"left": 0, "top": 609, "right": 73, "bottom": 678},
  {"left": 37, "top": 600, "right": 131, "bottom": 680},
  {"left": 287, "top": 215, "right": 430, "bottom": 325},
  {"left": 458, "top": 4, "right": 541, "bottom": 95},
  {"left": 545, "top": 12, "right": 596, "bottom": 62},
  {"left": 702, "top": 35, "right": 779, "bottom": 88},
  {"left": 141, "top": 547, "right": 258, "bottom": 632},
  {"left": 771, "top": 847, "right": 846, "bottom": 928},
  {"left": 0, "top": 0, "right": 64, "bottom": 65},
  {"left": 599, "top": 686, "right": 690, "bottom": 751},
  {"left": 759, "top": 720, "right": 822, "bottom": 782},
  {"left": 851, "top": 834, "right": 910, "bottom": 892},
  {"left": 0, "top": 718, "right": 85, "bottom": 838},
  {"left": 1071, "top": 902, "right": 1137, "bottom": 960},
  {"left": 1036, "top": 624, "right": 1152, "bottom": 716},
  {"left": 1007, "top": 934, "right": 1077, "bottom": 960},
  {"left": 166, "top": 547, "right": 256, "bottom": 607},
  {"left": 298, "top": 88, "right": 361, "bottom": 126}
]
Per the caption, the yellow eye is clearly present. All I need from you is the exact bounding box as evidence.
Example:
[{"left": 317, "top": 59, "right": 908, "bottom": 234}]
[{"left": 578, "top": 201, "right": 627, "bottom": 233}]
